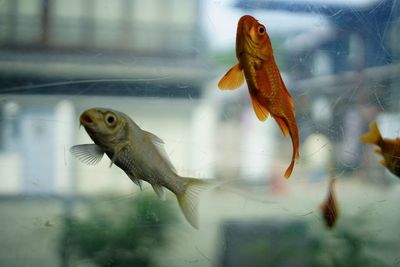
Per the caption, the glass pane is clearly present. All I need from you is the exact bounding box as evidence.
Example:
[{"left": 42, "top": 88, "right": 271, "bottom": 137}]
[{"left": 0, "top": 0, "right": 399, "bottom": 266}]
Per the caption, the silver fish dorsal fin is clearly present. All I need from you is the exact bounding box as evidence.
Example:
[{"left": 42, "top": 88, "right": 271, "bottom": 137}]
[
  {"left": 144, "top": 131, "right": 177, "bottom": 173},
  {"left": 144, "top": 131, "right": 164, "bottom": 144},
  {"left": 151, "top": 184, "right": 166, "bottom": 201},
  {"left": 70, "top": 144, "right": 104, "bottom": 165}
]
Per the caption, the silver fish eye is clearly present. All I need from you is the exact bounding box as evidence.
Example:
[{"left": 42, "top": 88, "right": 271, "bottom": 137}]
[{"left": 105, "top": 113, "right": 116, "bottom": 125}]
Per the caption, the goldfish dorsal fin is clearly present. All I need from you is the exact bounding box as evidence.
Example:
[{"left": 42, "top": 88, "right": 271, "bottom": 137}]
[
  {"left": 70, "top": 144, "right": 104, "bottom": 165},
  {"left": 278, "top": 73, "right": 295, "bottom": 110},
  {"left": 218, "top": 63, "right": 244, "bottom": 90},
  {"left": 152, "top": 184, "right": 166, "bottom": 201},
  {"left": 250, "top": 94, "right": 269, "bottom": 121},
  {"left": 274, "top": 117, "right": 289, "bottom": 137},
  {"left": 144, "top": 131, "right": 177, "bottom": 173}
]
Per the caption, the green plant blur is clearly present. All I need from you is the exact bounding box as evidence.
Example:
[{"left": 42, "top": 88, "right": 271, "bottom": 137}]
[{"left": 60, "top": 193, "right": 176, "bottom": 267}]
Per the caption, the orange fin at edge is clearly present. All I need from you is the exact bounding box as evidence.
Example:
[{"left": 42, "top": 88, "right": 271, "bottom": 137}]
[
  {"left": 360, "top": 121, "right": 382, "bottom": 145},
  {"left": 218, "top": 63, "right": 244, "bottom": 90}
]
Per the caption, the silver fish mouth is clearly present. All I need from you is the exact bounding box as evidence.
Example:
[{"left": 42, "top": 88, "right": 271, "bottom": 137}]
[{"left": 80, "top": 113, "right": 94, "bottom": 125}]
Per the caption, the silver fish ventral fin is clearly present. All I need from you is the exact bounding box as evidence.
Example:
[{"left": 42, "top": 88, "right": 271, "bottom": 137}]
[
  {"left": 152, "top": 184, "right": 166, "bottom": 201},
  {"left": 127, "top": 173, "right": 143, "bottom": 190},
  {"left": 144, "top": 131, "right": 177, "bottom": 173},
  {"left": 70, "top": 144, "right": 104, "bottom": 165}
]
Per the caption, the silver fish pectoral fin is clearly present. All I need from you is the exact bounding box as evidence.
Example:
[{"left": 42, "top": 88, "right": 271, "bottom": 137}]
[
  {"left": 70, "top": 144, "right": 104, "bottom": 165},
  {"left": 109, "top": 154, "right": 117, "bottom": 168}
]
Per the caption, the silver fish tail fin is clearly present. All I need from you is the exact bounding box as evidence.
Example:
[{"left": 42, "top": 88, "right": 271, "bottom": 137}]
[{"left": 176, "top": 178, "right": 213, "bottom": 229}]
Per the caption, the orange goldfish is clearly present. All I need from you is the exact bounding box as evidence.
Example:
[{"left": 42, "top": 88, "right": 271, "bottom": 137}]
[
  {"left": 218, "top": 15, "right": 299, "bottom": 178},
  {"left": 320, "top": 178, "right": 339, "bottom": 229},
  {"left": 360, "top": 121, "right": 400, "bottom": 177}
]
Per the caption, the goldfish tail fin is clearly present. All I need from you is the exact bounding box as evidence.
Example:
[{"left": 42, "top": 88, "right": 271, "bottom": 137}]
[
  {"left": 176, "top": 178, "right": 212, "bottom": 229},
  {"left": 250, "top": 94, "right": 269, "bottom": 121},
  {"left": 284, "top": 137, "right": 299, "bottom": 179},
  {"left": 218, "top": 63, "right": 244, "bottom": 90},
  {"left": 360, "top": 121, "right": 382, "bottom": 145},
  {"left": 284, "top": 158, "right": 296, "bottom": 179},
  {"left": 276, "top": 116, "right": 299, "bottom": 179}
]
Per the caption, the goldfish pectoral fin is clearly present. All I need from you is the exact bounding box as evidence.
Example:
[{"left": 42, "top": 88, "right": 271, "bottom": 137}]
[
  {"left": 218, "top": 63, "right": 244, "bottom": 90},
  {"left": 177, "top": 178, "right": 211, "bottom": 229},
  {"left": 374, "top": 147, "right": 383, "bottom": 155},
  {"left": 274, "top": 117, "right": 290, "bottom": 137},
  {"left": 145, "top": 131, "right": 177, "bottom": 173},
  {"left": 250, "top": 94, "right": 269, "bottom": 121},
  {"left": 360, "top": 121, "right": 382, "bottom": 145},
  {"left": 70, "top": 144, "right": 104, "bottom": 165},
  {"left": 152, "top": 184, "right": 166, "bottom": 201}
]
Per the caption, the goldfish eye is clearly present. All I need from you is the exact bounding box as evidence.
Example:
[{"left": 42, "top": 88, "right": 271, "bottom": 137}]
[
  {"left": 105, "top": 114, "right": 116, "bottom": 125},
  {"left": 258, "top": 26, "right": 265, "bottom": 35}
]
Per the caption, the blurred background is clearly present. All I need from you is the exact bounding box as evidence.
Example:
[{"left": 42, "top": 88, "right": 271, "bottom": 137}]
[{"left": 0, "top": 0, "right": 400, "bottom": 266}]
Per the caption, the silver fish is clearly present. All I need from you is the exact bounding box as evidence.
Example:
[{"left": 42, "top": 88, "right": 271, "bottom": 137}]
[{"left": 70, "top": 107, "right": 211, "bottom": 229}]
